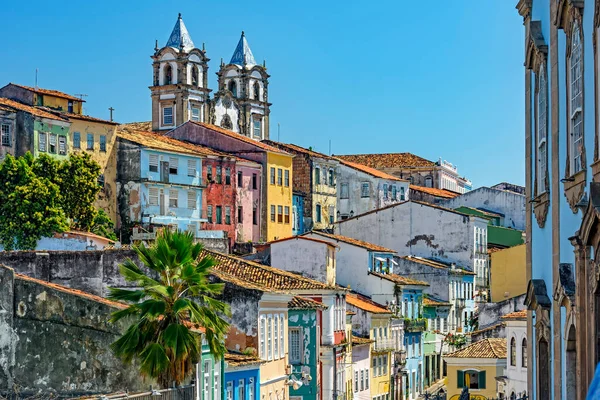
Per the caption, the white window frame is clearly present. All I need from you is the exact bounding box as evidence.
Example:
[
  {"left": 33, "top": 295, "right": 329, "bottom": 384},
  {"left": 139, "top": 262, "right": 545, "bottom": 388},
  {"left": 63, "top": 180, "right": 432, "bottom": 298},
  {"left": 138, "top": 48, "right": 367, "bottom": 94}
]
[
  {"left": 279, "top": 314, "right": 285, "bottom": 358},
  {"left": 248, "top": 378, "right": 254, "bottom": 400},
  {"left": 58, "top": 136, "right": 67, "bottom": 155},
  {"left": 238, "top": 379, "right": 245, "bottom": 400},
  {"left": 274, "top": 314, "right": 279, "bottom": 359},
  {"left": 48, "top": 133, "right": 57, "bottom": 154},
  {"left": 38, "top": 132, "right": 47, "bottom": 152},
  {"left": 260, "top": 314, "right": 266, "bottom": 359},
  {"left": 191, "top": 107, "right": 200, "bottom": 122},
  {"left": 149, "top": 154, "right": 159, "bottom": 172},
  {"left": 163, "top": 106, "right": 174, "bottom": 126},
  {"left": 569, "top": 21, "right": 584, "bottom": 175},
  {"left": 169, "top": 189, "right": 178, "bottom": 208},
  {"left": 203, "top": 360, "right": 211, "bottom": 400},
  {"left": 1, "top": 123, "right": 10, "bottom": 146},
  {"left": 267, "top": 314, "right": 273, "bottom": 360},
  {"left": 149, "top": 187, "right": 159, "bottom": 206},
  {"left": 289, "top": 327, "right": 302, "bottom": 364},
  {"left": 226, "top": 381, "right": 233, "bottom": 400},
  {"left": 537, "top": 63, "right": 548, "bottom": 194}
]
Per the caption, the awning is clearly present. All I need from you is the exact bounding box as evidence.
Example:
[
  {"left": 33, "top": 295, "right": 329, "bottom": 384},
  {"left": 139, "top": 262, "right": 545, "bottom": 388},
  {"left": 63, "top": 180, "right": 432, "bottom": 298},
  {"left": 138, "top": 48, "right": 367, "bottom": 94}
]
[{"left": 375, "top": 257, "right": 387, "bottom": 262}]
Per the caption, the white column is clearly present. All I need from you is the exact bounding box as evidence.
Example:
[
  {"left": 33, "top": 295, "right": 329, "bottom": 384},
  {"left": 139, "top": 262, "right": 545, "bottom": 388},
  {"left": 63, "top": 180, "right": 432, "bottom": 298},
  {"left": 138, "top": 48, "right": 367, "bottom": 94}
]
[
  {"left": 322, "top": 295, "right": 335, "bottom": 345},
  {"left": 321, "top": 350, "right": 335, "bottom": 400}
]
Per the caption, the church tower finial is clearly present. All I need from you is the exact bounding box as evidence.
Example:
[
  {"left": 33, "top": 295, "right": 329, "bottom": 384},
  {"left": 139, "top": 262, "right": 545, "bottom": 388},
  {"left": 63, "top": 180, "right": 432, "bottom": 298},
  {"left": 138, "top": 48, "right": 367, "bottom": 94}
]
[
  {"left": 165, "top": 13, "right": 195, "bottom": 51},
  {"left": 230, "top": 31, "right": 256, "bottom": 66}
]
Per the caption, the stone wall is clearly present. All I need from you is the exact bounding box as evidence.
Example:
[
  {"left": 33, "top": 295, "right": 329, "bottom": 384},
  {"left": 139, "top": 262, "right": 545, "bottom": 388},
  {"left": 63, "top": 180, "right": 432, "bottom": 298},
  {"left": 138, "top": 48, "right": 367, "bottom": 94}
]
[{"left": 0, "top": 264, "right": 146, "bottom": 396}]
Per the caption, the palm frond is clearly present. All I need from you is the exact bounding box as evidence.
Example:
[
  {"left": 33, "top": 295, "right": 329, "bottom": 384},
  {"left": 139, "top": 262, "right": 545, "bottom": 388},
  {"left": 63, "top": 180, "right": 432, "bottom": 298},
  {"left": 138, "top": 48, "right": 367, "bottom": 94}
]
[
  {"left": 139, "top": 343, "right": 170, "bottom": 379},
  {"left": 110, "top": 305, "right": 140, "bottom": 323},
  {"left": 107, "top": 287, "right": 146, "bottom": 303},
  {"left": 163, "top": 323, "right": 197, "bottom": 359}
]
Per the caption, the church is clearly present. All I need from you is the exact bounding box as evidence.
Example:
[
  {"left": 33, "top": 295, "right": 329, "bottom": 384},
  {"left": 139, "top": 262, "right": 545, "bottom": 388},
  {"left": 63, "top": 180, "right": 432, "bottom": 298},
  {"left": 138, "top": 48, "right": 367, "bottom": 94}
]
[{"left": 149, "top": 14, "right": 271, "bottom": 140}]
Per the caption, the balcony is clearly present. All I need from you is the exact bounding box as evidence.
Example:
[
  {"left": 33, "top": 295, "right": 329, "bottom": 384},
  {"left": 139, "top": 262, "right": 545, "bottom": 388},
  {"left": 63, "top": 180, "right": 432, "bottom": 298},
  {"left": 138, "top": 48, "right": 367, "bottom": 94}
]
[
  {"left": 454, "top": 298, "right": 466, "bottom": 309},
  {"left": 404, "top": 318, "right": 427, "bottom": 332},
  {"left": 373, "top": 338, "right": 395, "bottom": 352},
  {"left": 394, "top": 349, "right": 407, "bottom": 367}
]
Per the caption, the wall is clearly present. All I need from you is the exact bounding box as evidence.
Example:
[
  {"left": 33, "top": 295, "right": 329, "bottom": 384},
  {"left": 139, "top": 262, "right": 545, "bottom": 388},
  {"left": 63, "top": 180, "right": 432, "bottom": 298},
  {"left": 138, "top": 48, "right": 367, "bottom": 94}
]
[
  {"left": 33, "top": 119, "right": 71, "bottom": 160},
  {"left": 490, "top": 244, "right": 526, "bottom": 302},
  {"left": 444, "top": 361, "right": 505, "bottom": 399},
  {"left": 266, "top": 152, "right": 293, "bottom": 241},
  {"left": 476, "top": 294, "right": 526, "bottom": 333},
  {"left": 292, "top": 194, "right": 305, "bottom": 235},
  {"left": 0, "top": 264, "right": 145, "bottom": 396},
  {"left": 224, "top": 367, "right": 260, "bottom": 400},
  {"left": 288, "top": 308, "right": 319, "bottom": 400},
  {"left": 487, "top": 225, "right": 524, "bottom": 248},
  {"left": 311, "top": 159, "right": 338, "bottom": 230},
  {"left": 270, "top": 238, "right": 333, "bottom": 285},
  {"left": 236, "top": 163, "right": 262, "bottom": 243},
  {"left": 352, "top": 344, "right": 371, "bottom": 400},
  {"left": 504, "top": 320, "right": 528, "bottom": 398},
  {"left": 0, "top": 109, "right": 16, "bottom": 160},
  {"left": 202, "top": 157, "right": 236, "bottom": 247},
  {"left": 394, "top": 257, "right": 450, "bottom": 301},
  {"left": 439, "top": 186, "right": 526, "bottom": 231}
]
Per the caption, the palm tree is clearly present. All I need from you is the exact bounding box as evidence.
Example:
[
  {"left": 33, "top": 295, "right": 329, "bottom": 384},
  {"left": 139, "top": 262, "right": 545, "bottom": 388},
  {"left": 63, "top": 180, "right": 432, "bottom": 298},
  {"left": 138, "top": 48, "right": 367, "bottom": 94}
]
[{"left": 108, "top": 229, "right": 230, "bottom": 388}]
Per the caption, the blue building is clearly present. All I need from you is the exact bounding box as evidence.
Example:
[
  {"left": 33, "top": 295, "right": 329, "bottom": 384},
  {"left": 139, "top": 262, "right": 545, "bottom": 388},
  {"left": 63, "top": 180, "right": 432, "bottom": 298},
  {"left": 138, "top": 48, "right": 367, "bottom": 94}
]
[
  {"left": 292, "top": 194, "right": 305, "bottom": 235},
  {"left": 224, "top": 352, "right": 262, "bottom": 400},
  {"left": 400, "top": 288, "right": 425, "bottom": 400}
]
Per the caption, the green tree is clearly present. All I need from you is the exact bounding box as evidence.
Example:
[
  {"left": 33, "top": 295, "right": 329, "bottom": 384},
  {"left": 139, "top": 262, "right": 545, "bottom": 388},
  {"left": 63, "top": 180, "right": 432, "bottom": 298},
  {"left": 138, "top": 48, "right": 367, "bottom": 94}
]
[
  {"left": 108, "top": 230, "right": 230, "bottom": 387},
  {"left": 0, "top": 154, "right": 68, "bottom": 250},
  {"left": 91, "top": 209, "right": 118, "bottom": 241}
]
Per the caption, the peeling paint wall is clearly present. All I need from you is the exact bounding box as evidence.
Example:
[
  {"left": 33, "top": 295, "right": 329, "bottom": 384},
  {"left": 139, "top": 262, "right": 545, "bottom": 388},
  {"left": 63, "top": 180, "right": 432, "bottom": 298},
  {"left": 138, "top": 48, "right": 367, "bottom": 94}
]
[
  {"left": 270, "top": 239, "right": 333, "bottom": 285},
  {"left": 288, "top": 309, "right": 319, "bottom": 400},
  {"left": 0, "top": 264, "right": 146, "bottom": 396}
]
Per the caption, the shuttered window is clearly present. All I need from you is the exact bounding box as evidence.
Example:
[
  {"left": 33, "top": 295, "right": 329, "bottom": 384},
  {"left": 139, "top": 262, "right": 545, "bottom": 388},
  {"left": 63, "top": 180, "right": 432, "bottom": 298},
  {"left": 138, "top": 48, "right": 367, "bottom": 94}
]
[
  {"left": 187, "top": 191, "right": 196, "bottom": 209},
  {"left": 149, "top": 154, "right": 159, "bottom": 172},
  {"left": 149, "top": 187, "right": 159, "bottom": 206},
  {"left": 187, "top": 159, "right": 196, "bottom": 177}
]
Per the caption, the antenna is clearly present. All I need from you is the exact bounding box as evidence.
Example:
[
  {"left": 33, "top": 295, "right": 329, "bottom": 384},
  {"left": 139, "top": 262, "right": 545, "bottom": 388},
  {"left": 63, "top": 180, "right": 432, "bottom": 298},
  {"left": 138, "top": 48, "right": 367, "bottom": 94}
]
[
  {"left": 109, "top": 107, "right": 115, "bottom": 122},
  {"left": 74, "top": 93, "right": 88, "bottom": 114},
  {"left": 278, "top": 123, "right": 280, "bottom": 142},
  {"left": 35, "top": 68, "right": 38, "bottom": 90}
]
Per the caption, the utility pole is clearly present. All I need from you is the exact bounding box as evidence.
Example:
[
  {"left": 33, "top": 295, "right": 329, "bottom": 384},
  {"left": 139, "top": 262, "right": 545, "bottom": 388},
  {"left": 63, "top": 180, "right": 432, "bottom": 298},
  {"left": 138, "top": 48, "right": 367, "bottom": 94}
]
[{"left": 109, "top": 107, "right": 115, "bottom": 122}]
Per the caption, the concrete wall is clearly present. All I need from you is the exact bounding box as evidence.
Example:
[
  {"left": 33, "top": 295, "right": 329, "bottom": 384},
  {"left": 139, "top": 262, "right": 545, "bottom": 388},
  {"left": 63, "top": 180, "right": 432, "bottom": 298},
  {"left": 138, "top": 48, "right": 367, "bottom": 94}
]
[
  {"left": 477, "top": 294, "right": 527, "bottom": 332},
  {"left": 440, "top": 187, "right": 526, "bottom": 231},
  {"left": 288, "top": 308, "right": 319, "bottom": 400},
  {"left": 236, "top": 163, "right": 262, "bottom": 243},
  {"left": 0, "top": 264, "right": 144, "bottom": 396},
  {"left": 270, "top": 238, "right": 334, "bottom": 285},
  {"left": 490, "top": 244, "right": 526, "bottom": 302},
  {"left": 352, "top": 344, "right": 371, "bottom": 400},
  {"left": 504, "top": 320, "right": 528, "bottom": 398}
]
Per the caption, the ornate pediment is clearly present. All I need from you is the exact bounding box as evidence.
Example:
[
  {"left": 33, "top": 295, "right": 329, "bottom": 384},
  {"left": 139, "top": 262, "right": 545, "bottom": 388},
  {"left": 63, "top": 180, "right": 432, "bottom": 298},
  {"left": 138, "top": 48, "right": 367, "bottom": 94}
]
[
  {"left": 555, "top": 0, "right": 584, "bottom": 29},
  {"left": 516, "top": 0, "right": 532, "bottom": 19},
  {"left": 525, "top": 21, "right": 548, "bottom": 70},
  {"left": 525, "top": 279, "right": 552, "bottom": 311},
  {"left": 554, "top": 263, "right": 576, "bottom": 306}
]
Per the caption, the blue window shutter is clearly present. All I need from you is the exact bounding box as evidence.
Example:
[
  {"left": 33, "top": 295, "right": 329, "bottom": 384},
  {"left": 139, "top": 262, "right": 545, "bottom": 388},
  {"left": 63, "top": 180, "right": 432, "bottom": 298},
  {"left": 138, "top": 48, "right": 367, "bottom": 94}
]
[
  {"left": 479, "top": 371, "right": 486, "bottom": 389},
  {"left": 457, "top": 370, "right": 464, "bottom": 388}
]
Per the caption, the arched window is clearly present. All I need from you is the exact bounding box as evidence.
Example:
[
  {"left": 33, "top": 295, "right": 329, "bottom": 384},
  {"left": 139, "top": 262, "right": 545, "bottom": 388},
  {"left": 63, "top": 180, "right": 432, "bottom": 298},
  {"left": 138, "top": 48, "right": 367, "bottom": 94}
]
[
  {"left": 191, "top": 66, "right": 198, "bottom": 86},
  {"left": 254, "top": 81, "right": 260, "bottom": 100},
  {"left": 220, "top": 115, "right": 233, "bottom": 130},
  {"left": 510, "top": 337, "right": 516, "bottom": 366},
  {"left": 537, "top": 63, "right": 548, "bottom": 193},
  {"left": 165, "top": 64, "right": 173, "bottom": 85},
  {"left": 569, "top": 21, "right": 583, "bottom": 175},
  {"left": 424, "top": 176, "right": 433, "bottom": 188},
  {"left": 522, "top": 338, "right": 527, "bottom": 367},
  {"left": 228, "top": 80, "right": 237, "bottom": 97}
]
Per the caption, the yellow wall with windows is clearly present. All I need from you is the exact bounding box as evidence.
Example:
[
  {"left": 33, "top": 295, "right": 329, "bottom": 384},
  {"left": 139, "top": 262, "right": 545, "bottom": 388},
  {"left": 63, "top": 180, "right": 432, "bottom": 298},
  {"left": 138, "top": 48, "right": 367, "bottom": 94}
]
[
  {"left": 68, "top": 118, "right": 118, "bottom": 223},
  {"left": 445, "top": 363, "right": 503, "bottom": 399},
  {"left": 370, "top": 316, "right": 392, "bottom": 399},
  {"left": 490, "top": 244, "right": 526, "bottom": 302},
  {"left": 266, "top": 152, "right": 293, "bottom": 241},
  {"left": 312, "top": 161, "right": 337, "bottom": 230},
  {"left": 34, "top": 93, "right": 83, "bottom": 114}
]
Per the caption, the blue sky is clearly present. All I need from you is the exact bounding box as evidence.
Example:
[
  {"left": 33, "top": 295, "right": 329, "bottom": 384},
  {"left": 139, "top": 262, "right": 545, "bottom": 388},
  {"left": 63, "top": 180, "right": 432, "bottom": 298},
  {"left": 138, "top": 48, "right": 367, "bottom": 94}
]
[{"left": 1, "top": 1, "right": 524, "bottom": 188}]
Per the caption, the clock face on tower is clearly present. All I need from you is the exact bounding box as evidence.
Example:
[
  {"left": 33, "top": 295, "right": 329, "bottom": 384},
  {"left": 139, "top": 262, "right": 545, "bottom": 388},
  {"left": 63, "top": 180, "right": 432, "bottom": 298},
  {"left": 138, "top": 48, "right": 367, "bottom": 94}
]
[{"left": 223, "top": 98, "right": 232, "bottom": 108}]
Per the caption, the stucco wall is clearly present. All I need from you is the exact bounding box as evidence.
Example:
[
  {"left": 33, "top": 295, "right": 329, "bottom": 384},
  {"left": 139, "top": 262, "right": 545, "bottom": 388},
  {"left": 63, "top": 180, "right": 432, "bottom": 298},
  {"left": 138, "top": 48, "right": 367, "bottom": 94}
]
[
  {"left": 477, "top": 294, "right": 526, "bottom": 332},
  {"left": 504, "top": 321, "right": 528, "bottom": 398},
  {"left": 236, "top": 163, "right": 262, "bottom": 243},
  {"left": 490, "top": 244, "right": 526, "bottom": 302},
  {"left": 0, "top": 264, "right": 145, "bottom": 396},
  {"left": 270, "top": 238, "right": 333, "bottom": 285},
  {"left": 444, "top": 362, "right": 505, "bottom": 399}
]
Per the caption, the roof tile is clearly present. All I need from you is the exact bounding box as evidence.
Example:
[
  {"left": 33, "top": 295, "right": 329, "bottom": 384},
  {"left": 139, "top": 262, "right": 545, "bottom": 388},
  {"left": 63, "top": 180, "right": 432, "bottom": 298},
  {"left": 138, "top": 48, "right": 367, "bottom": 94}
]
[
  {"left": 262, "top": 140, "right": 335, "bottom": 160},
  {"left": 10, "top": 83, "right": 84, "bottom": 102},
  {"left": 409, "top": 185, "right": 460, "bottom": 199},
  {"left": 0, "top": 97, "right": 67, "bottom": 121},
  {"left": 346, "top": 293, "right": 391, "bottom": 314},
  {"left": 501, "top": 310, "right": 527, "bottom": 320},
  {"left": 445, "top": 338, "right": 507, "bottom": 359},
  {"left": 369, "top": 271, "right": 429, "bottom": 286},
  {"left": 63, "top": 112, "right": 119, "bottom": 125},
  {"left": 336, "top": 153, "right": 435, "bottom": 168},
  {"left": 352, "top": 336, "right": 375, "bottom": 346},
  {"left": 289, "top": 296, "right": 328, "bottom": 309},
  {"left": 224, "top": 352, "right": 263, "bottom": 367},
  {"left": 189, "top": 121, "right": 289, "bottom": 154},
  {"left": 337, "top": 159, "right": 407, "bottom": 182},
  {"left": 304, "top": 231, "right": 396, "bottom": 253}
]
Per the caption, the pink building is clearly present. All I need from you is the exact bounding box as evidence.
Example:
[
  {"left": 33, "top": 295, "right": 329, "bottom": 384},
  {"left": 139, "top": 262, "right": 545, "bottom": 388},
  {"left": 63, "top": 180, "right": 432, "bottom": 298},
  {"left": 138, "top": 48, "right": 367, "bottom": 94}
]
[{"left": 235, "top": 159, "right": 262, "bottom": 243}]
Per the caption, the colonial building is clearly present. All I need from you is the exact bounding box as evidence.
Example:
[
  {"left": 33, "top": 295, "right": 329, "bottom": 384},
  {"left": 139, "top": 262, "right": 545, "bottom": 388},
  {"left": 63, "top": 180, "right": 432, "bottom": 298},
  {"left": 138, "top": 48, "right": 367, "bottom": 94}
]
[
  {"left": 499, "top": 310, "right": 528, "bottom": 399},
  {"left": 335, "top": 153, "right": 472, "bottom": 194},
  {"left": 150, "top": 14, "right": 270, "bottom": 139},
  {"left": 516, "top": 0, "right": 600, "bottom": 398}
]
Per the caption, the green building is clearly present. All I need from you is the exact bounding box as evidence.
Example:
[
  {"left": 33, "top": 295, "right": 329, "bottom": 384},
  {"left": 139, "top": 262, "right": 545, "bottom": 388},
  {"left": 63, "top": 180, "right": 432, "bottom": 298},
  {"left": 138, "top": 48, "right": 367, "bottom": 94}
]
[
  {"left": 454, "top": 206, "right": 524, "bottom": 248},
  {"left": 422, "top": 296, "right": 451, "bottom": 390}
]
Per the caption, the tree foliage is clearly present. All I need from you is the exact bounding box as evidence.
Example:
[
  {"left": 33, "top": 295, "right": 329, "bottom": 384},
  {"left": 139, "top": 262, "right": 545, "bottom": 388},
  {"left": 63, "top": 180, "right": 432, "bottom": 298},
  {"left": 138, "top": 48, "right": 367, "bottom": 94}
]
[
  {"left": 0, "top": 152, "right": 114, "bottom": 250},
  {"left": 108, "top": 230, "right": 230, "bottom": 387}
]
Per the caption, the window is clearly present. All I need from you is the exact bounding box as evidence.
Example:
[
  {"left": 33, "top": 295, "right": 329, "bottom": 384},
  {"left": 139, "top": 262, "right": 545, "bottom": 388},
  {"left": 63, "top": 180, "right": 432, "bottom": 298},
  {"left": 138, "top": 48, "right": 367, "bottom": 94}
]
[
  {"left": 270, "top": 167, "right": 276, "bottom": 185},
  {"left": 259, "top": 315, "right": 266, "bottom": 358},
  {"left": 169, "top": 189, "right": 178, "bottom": 208},
  {"left": 283, "top": 206, "right": 290, "bottom": 224},
  {"left": 68, "top": 101, "right": 73, "bottom": 113},
  {"left": 99, "top": 135, "right": 106, "bottom": 152},
  {"left": 383, "top": 355, "right": 388, "bottom": 375},
  {"left": 252, "top": 173, "right": 258, "bottom": 189},
  {"left": 274, "top": 316, "right": 279, "bottom": 360},
  {"left": 238, "top": 379, "right": 245, "bottom": 400},
  {"left": 392, "top": 185, "right": 397, "bottom": 200},
  {"left": 271, "top": 205, "right": 276, "bottom": 222},
  {"left": 315, "top": 167, "right": 321, "bottom": 184},
  {"left": 207, "top": 165, "right": 213, "bottom": 181},
  {"left": 165, "top": 65, "right": 173, "bottom": 85},
  {"left": 253, "top": 119, "right": 261, "bottom": 138},
  {"left": 365, "top": 369, "right": 369, "bottom": 389},
  {"left": 188, "top": 191, "right": 196, "bottom": 209},
  {"left": 98, "top": 174, "right": 105, "bottom": 188},
  {"left": 279, "top": 314, "right": 284, "bottom": 358},
  {"left": 207, "top": 205, "right": 213, "bottom": 223},
  {"left": 1, "top": 123, "right": 10, "bottom": 146},
  {"left": 216, "top": 166, "right": 222, "bottom": 183},
  {"left": 203, "top": 360, "right": 211, "bottom": 400},
  {"left": 86, "top": 133, "right": 94, "bottom": 150},
  {"left": 58, "top": 136, "right": 66, "bottom": 155},
  {"left": 163, "top": 106, "right": 173, "bottom": 125},
  {"left": 329, "top": 205, "right": 334, "bottom": 224},
  {"left": 228, "top": 80, "right": 237, "bottom": 97},
  {"left": 569, "top": 21, "right": 583, "bottom": 175},
  {"left": 316, "top": 204, "right": 322, "bottom": 223},
  {"left": 248, "top": 378, "right": 254, "bottom": 400},
  {"left": 400, "top": 186, "right": 405, "bottom": 200},
  {"left": 355, "top": 371, "right": 359, "bottom": 392},
  {"left": 73, "top": 131, "right": 80, "bottom": 149},
  {"left": 457, "top": 370, "right": 485, "bottom": 390},
  {"left": 188, "top": 160, "right": 196, "bottom": 177},
  {"left": 267, "top": 315, "right": 273, "bottom": 360},
  {"left": 253, "top": 206, "right": 258, "bottom": 225},
  {"left": 225, "top": 167, "right": 231, "bottom": 185},
  {"left": 191, "top": 107, "right": 200, "bottom": 122},
  {"left": 148, "top": 154, "right": 159, "bottom": 172},
  {"left": 277, "top": 205, "right": 283, "bottom": 223},
  {"left": 277, "top": 168, "right": 283, "bottom": 186},
  {"left": 237, "top": 171, "right": 243, "bottom": 186},
  {"left": 328, "top": 169, "right": 334, "bottom": 186},
  {"left": 537, "top": 63, "right": 548, "bottom": 193},
  {"left": 227, "top": 382, "right": 233, "bottom": 400},
  {"left": 522, "top": 338, "right": 528, "bottom": 367},
  {"left": 361, "top": 182, "right": 370, "bottom": 197},
  {"left": 340, "top": 183, "right": 349, "bottom": 199},
  {"left": 149, "top": 187, "right": 159, "bottom": 206},
  {"left": 225, "top": 206, "right": 231, "bottom": 224},
  {"left": 383, "top": 184, "right": 388, "bottom": 199},
  {"left": 216, "top": 206, "right": 222, "bottom": 224},
  {"left": 191, "top": 67, "right": 198, "bottom": 86},
  {"left": 238, "top": 206, "right": 243, "bottom": 223},
  {"left": 510, "top": 337, "right": 517, "bottom": 366},
  {"left": 214, "top": 363, "right": 220, "bottom": 400},
  {"left": 372, "top": 357, "right": 377, "bottom": 376},
  {"left": 169, "top": 157, "right": 178, "bottom": 175},
  {"left": 284, "top": 169, "right": 290, "bottom": 187},
  {"left": 253, "top": 81, "right": 260, "bottom": 100}
]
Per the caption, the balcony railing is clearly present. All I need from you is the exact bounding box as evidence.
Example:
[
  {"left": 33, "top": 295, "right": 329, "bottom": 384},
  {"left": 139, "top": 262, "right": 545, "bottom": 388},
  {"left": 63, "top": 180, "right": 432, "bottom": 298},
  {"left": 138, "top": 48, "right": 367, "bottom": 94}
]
[
  {"left": 394, "top": 349, "right": 407, "bottom": 366},
  {"left": 454, "top": 298, "right": 466, "bottom": 309},
  {"left": 373, "top": 338, "right": 395, "bottom": 352},
  {"left": 404, "top": 318, "right": 427, "bottom": 332}
]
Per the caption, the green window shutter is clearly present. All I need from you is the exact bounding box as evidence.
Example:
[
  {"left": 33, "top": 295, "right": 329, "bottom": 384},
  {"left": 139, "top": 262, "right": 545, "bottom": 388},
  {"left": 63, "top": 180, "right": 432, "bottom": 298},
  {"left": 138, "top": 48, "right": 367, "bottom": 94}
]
[
  {"left": 457, "top": 370, "right": 464, "bottom": 388},
  {"left": 479, "top": 371, "right": 486, "bottom": 389}
]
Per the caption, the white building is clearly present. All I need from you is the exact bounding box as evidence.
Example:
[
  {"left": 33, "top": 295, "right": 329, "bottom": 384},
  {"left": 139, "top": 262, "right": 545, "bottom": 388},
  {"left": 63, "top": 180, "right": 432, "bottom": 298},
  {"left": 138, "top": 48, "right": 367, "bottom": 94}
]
[
  {"left": 352, "top": 337, "right": 373, "bottom": 400},
  {"left": 499, "top": 310, "right": 528, "bottom": 399},
  {"left": 437, "top": 159, "right": 472, "bottom": 193},
  {"left": 336, "top": 159, "right": 409, "bottom": 220}
]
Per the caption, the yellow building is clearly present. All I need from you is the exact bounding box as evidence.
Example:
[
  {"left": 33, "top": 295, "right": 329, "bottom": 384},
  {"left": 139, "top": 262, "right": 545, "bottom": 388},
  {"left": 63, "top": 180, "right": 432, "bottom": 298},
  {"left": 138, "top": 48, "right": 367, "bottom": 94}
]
[
  {"left": 490, "top": 244, "right": 526, "bottom": 302},
  {"left": 265, "top": 151, "right": 293, "bottom": 241},
  {"left": 443, "top": 338, "right": 507, "bottom": 399}
]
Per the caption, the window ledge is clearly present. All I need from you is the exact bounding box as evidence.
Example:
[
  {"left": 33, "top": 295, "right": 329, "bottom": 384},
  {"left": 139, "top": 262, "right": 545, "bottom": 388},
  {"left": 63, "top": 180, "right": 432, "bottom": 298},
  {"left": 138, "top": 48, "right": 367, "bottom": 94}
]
[
  {"left": 563, "top": 169, "right": 586, "bottom": 213},
  {"left": 533, "top": 191, "right": 550, "bottom": 228}
]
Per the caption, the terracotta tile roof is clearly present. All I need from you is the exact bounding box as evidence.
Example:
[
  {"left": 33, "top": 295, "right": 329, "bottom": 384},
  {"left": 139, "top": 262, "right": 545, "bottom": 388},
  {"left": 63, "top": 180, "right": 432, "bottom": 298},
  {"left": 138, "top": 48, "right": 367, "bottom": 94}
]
[
  {"left": 423, "top": 297, "right": 451, "bottom": 307},
  {"left": 446, "top": 338, "right": 507, "bottom": 359},
  {"left": 0, "top": 97, "right": 67, "bottom": 121},
  {"left": 262, "top": 140, "right": 335, "bottom": 160},
  {"left": 15, "top": 273, "right": 126, "bottom": 309},
  {"left": 352, "top": 336, "right": 374, "bottom": 346},
  {"left": 268, "top": 235, "right": 338, "bottom": 248},
  {"left": 117, "top": 128, "right": 228, "bottom": 158},
  {"left": 398, "top": 256, "right": 475, "bottom": 275},
  {"left": 337, "top": 159, "right": 407, "bottom": 182},
  {"left": 120, "top": 121, "right": 153, "bottom": 131},
  {"left": 54, "top": 230, "right": 115, "bottom": 244},
  {"left": 304, "top": 231, "right": 396, "bottom": 253},
  {"left": 225, "top": 352, "right": 263, "bottom": 367},
  {"left": 501, "top": 310, "right": 527, "bottom": 320},
  {"left": 189, "top": 121, "right": 289, "bottom": 154},
  {"left": 289, "top": 296, "right": 328, "bottom": 309},
  {"left": 62, "top": 112, "right": 119, "bottom": 126},
  {"left": 369, "top": 271, "right": 429, "bottom": 286},
  {"left": 335, "top": 153, "right": 435, "bottom": 168},
  {"left": 203, "top": 250, "right": 338, "bottom": 292},
  {"left": 346, "top": 293, "right": 391, "bottom": 314},
  {"left": 409, "top": 185, "right": 460, "bottom": 199},
  {"left": 10, "top": 83, "right": 85, "bottom": 102}
]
